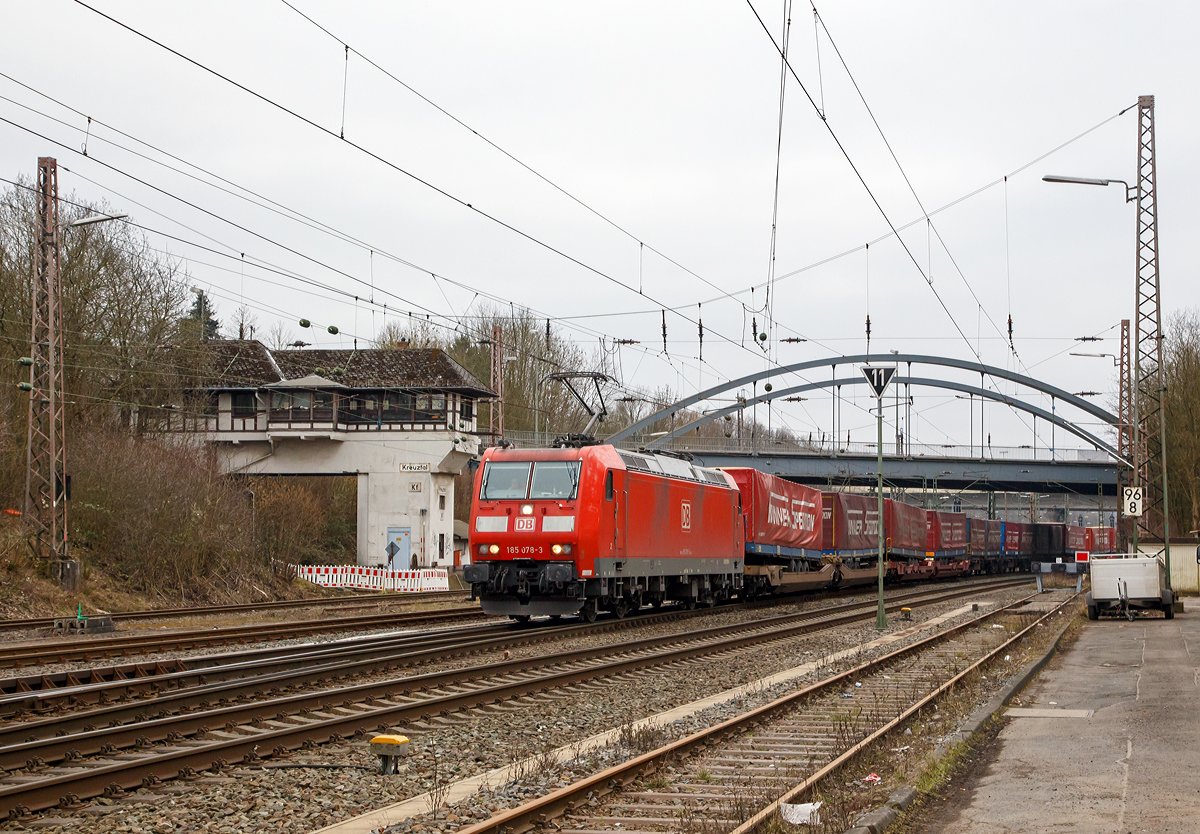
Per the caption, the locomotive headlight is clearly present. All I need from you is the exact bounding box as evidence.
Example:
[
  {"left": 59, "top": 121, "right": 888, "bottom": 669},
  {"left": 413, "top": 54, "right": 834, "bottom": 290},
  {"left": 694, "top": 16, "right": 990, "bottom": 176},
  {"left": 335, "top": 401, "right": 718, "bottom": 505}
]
[
  {"left": 520, "top": 504, "right": 533, "bottom": 516},
  {"left": 551, "top": 544, "right": 563, "bottom": 555},
  {"left": 478, "top": 544, "right": 487, "bottom": 555},
  {"left": 488, "top": 544, "right": 500, "bottom": 554}
]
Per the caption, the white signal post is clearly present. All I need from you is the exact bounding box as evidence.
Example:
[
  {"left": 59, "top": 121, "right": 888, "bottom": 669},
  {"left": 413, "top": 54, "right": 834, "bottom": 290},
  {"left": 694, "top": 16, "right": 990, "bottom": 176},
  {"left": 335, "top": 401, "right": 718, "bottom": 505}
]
[{"left": 861, "top": 365, "right": 896, "bottom": 630}]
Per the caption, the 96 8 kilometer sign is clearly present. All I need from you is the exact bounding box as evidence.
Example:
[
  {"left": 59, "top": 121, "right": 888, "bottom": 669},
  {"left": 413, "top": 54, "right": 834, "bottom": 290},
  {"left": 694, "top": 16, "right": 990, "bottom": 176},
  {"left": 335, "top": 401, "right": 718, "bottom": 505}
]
[{"left": 1122, "top": 486, "right": 1143, "bottom": 517}]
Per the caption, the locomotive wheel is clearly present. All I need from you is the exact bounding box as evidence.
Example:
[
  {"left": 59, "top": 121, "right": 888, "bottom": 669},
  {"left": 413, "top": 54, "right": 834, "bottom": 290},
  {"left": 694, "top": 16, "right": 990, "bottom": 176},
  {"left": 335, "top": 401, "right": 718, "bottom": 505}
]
[
  {"left": 613, "top": 598, "right": 631, "bottom": 619},
  {"left": 684, "top": 598, "right": 697, "bottom": 611},
  {"left": 510, "top": 615, "right": 531, "bottom": 623},
  {"left": 581, "top": 599, "right": 599, "bottom": 623}
]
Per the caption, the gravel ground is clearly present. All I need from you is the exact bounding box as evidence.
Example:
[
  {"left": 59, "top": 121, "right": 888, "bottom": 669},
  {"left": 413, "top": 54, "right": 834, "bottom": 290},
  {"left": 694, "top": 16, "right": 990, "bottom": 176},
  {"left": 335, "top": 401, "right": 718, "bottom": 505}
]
[{"left": 0, "top": 582, "right": 1038, "bottom": 834}]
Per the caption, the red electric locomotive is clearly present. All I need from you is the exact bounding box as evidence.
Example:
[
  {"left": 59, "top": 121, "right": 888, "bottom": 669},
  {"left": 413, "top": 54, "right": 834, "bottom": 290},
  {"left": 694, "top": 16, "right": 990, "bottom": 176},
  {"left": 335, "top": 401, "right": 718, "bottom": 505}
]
[{"left": 465, "top": 444, "right": 743, "bottom": 621}]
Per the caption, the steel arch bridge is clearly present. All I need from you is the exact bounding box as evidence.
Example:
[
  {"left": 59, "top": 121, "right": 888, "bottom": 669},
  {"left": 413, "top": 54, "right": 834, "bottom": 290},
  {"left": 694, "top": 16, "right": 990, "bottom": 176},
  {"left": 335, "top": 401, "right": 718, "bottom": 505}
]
[{"left": 607, "top": 353, "right": 1124, "bottom": 464}]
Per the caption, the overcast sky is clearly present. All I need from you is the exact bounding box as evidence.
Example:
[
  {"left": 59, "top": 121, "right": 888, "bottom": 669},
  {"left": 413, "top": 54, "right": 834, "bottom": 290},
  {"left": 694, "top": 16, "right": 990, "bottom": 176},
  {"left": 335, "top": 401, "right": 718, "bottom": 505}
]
[{"left": 3, "top": 1, "right": 1197, "bottom": 452}]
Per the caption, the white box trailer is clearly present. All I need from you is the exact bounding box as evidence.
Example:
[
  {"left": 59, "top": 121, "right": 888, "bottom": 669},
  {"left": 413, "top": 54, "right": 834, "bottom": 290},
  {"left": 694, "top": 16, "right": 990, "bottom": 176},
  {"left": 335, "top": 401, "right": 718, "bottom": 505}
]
[{"left": 1086, "top": 554, "right": 1174, "bottom": 620}]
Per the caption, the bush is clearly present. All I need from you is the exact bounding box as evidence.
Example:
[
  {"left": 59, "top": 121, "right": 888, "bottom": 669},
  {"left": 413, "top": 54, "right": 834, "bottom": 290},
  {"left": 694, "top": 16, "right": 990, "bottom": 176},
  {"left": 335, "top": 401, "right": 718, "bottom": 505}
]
[
  {"left": 253, "top": 476, "right": 357, "bottom": 566},
  {"left": 71, "top": 429, "right": 259, "bottom": 602}
]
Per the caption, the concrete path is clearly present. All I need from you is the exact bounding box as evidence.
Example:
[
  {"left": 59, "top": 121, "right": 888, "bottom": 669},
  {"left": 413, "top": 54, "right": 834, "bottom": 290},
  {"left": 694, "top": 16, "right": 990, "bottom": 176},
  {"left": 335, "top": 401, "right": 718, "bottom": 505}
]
[{"left": 925, "top": 609, "right": 1199, "bottom": 834}]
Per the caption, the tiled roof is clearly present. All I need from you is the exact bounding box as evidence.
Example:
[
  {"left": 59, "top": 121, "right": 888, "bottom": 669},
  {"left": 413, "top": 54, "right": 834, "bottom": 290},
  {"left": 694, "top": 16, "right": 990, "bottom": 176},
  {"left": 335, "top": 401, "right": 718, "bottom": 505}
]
[
  {"left": 181, "top": 340, "right": 282, "bottom": 388},
  {"left": 192, "top": 341, "right": 493, "bottom": 396}
]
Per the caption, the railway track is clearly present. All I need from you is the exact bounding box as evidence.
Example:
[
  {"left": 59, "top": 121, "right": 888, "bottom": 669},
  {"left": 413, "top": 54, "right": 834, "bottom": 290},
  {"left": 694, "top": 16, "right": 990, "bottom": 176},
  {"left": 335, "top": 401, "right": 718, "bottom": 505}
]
[
  {"left": 0, "top": 577, "right": 1030, "bottom": 819},
  {"left": 0, "top": 576, "right": 1028, "bottom": 718},
  {"left": 454, "top": 589, "right": 1075, "bottom": 834},
  {"left": 0, "top": 590, "right": 469, "bottom": 633},
  {"left": 0, "top": 575, "right": 1019, "bottom": 696},
  {"left": 0, "top": 604, "right": 491, "bottom": 668}
]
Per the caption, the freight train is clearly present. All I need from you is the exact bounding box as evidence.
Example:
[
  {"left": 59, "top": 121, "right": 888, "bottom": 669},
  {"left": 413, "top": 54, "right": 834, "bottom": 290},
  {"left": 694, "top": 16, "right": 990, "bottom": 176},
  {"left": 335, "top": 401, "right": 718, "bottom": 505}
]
[{"left": 463, "top": 443, "right": 1116, "bottom": 621}]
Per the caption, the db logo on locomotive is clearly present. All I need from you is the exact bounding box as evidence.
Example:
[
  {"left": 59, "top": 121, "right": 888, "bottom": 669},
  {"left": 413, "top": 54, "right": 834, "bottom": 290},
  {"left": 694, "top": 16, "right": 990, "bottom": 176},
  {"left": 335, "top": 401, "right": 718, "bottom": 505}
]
[
  {"left": 515, "top": 517, "right": 535, "bottom": 532},
  {"left": 681, "top": 500, "right": 692, "bottom": 531}
]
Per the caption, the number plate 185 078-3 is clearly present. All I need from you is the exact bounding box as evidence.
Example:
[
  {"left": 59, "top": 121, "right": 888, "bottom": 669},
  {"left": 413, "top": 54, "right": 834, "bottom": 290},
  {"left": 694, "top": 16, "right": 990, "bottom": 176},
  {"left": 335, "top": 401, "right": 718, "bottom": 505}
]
[{"left": 507, "top": 546, "right": 545, "bottom": 555}]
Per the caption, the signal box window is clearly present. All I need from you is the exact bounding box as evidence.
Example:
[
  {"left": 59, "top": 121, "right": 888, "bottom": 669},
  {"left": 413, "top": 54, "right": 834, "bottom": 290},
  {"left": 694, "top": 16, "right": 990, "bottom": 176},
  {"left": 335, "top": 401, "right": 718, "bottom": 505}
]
[
  {"left": 231, "top": 392, "right": 257, "bottom": 418},
  {"left": 480, "top": 461, "right": 532, "bottom": 500},
  {"left": 529, "top": 461, "right": 581, "bottom": 500}
]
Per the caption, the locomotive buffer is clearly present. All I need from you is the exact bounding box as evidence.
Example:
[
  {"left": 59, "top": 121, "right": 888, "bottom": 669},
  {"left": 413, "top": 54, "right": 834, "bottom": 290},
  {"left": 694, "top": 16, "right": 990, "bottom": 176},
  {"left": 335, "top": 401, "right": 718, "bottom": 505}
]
[{"left": 861, "top": 365, "right": 895, "bottom": 630}]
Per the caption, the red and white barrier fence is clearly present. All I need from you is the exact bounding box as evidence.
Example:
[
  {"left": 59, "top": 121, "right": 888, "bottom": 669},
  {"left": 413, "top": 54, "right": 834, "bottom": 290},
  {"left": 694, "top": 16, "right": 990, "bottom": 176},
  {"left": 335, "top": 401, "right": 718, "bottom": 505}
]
[{"left": 283, "top": 563, "right": 450, "bottom": 592}]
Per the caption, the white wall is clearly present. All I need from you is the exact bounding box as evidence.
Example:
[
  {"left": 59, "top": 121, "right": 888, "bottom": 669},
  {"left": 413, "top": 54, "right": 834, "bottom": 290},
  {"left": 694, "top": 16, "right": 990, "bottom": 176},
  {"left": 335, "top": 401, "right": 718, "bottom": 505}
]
[{"left": 213, "top": 431, "right": 477, "bottom": 567}]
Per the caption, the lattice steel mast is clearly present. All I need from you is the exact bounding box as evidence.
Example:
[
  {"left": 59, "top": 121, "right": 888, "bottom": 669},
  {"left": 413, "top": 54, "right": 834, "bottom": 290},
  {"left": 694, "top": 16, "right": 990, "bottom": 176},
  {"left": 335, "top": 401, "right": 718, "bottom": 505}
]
[
  {"left": 24, "top": 157, "right": 68, "bottom": 566},
  {"left": 1117, "top": 319, "right": 1132, "bottom": 543},
  {"left": 1132, "top": 96, "right": 1170, "bottom": 575}
]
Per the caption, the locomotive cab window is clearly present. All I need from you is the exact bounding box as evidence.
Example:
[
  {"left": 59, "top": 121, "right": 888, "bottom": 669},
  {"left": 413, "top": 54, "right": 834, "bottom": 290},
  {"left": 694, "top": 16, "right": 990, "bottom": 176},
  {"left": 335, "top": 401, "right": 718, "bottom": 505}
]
[
  {"left": 530, "top": 461, "right": 581, "bottom": 500},
  {"left": 480, "top": 461, "right": 532, "bottom": 500},
  {"left": 605, "top": 471, "right": 614, "bottom": 501}
]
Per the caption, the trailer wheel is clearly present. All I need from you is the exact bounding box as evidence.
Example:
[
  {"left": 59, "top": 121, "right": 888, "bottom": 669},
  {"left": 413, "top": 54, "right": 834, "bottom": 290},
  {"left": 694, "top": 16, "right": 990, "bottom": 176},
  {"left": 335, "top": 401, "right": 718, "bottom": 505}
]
[
  {"left": 1164, "top": 601, "right": 1175, "bottom": 620},
  {"left": 1087, "top": 604, "right": 1099, "bottom": 621}
]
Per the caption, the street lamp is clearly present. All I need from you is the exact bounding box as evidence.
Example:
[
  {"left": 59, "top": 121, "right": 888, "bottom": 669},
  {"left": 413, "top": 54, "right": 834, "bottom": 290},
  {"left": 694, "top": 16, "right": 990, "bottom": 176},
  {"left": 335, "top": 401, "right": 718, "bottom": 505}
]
[
  {"left": 1042, "top": 175, "right": 1134, "bottom": 202},
  {"left": 68, "top": 212, "right": 128, "bottom": 228},
  {"left": 1069, "top": 351, "right": 1118, "bottom": 366}
]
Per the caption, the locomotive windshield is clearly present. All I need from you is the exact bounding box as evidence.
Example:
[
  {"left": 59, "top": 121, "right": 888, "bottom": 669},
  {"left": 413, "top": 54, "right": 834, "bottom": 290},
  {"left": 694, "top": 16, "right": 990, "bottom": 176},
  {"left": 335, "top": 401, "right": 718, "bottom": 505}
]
[
  {"left": 529, "top": 461, "right": 580, "bottom": 499},
  {"left": 480, "top": 460, "right": 580, "bottom": 500},
  {"left": 480, "top": 461, "right": 531, "bottom": 500}
]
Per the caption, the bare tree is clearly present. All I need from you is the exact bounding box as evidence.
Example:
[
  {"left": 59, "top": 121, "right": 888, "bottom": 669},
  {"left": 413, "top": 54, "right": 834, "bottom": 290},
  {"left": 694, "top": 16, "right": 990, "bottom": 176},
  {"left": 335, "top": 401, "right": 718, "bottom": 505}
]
[
  {"left": 264, "top": 320, "right": 296, "bottom": 350},
  {"left": 1163, "top": 309, "right": 1200, "bottom": 534}
]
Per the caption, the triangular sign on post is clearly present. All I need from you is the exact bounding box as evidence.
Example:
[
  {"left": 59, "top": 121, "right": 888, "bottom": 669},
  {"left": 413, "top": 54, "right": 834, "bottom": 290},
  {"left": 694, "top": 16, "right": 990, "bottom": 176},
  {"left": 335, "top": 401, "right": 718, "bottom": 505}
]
[{"left": 860, "top": 365, "right": 896, "bottom": 398}]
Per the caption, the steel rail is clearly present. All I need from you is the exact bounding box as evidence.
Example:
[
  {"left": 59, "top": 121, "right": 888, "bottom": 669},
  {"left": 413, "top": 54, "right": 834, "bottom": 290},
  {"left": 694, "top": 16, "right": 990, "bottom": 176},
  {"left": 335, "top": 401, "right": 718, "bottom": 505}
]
[
  {"left": 0, "top": 579, "right": 1029, "bottom": 817},
  {"left": 0, "top": 606, "right": 491, "bottom": 667},
  {"left": 0, "top": 621, "right": 513, "bottom": 707},
  {"left": 0, "top": 579, "right": 1028, "bottom": 767},
  {"left": 0, "top": 591, "right": 470, "bottom": 633},
  {"left": 452, "top": 590, "right": 1075, "bottom": 834}
]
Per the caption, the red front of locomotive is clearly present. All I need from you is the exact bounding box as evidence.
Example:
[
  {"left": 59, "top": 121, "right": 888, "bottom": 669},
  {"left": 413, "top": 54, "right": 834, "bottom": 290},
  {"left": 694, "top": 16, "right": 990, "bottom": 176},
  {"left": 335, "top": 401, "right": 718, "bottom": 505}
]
[
  {"left": 465, "top": 444, "right": 743, "bottom": 619},
  {"left": 466, "top": 444, "right": 620, "bottom": 617}
]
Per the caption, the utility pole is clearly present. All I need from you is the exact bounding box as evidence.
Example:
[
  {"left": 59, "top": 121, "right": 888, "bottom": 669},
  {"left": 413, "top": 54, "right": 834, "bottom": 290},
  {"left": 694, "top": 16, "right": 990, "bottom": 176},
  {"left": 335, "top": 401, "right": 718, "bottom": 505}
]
[
  {"left": 1117, "top": 318, "right": 1133, "bottom": 548},
  {"left": 23, "top": 157, "right": 73, "bottom": 586},
  {"left": 488, "top": 324, "right": 504, "bottom": 439},
  {"left": 1132, "top": 96, "right": 1171, "bottom": 585}
]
